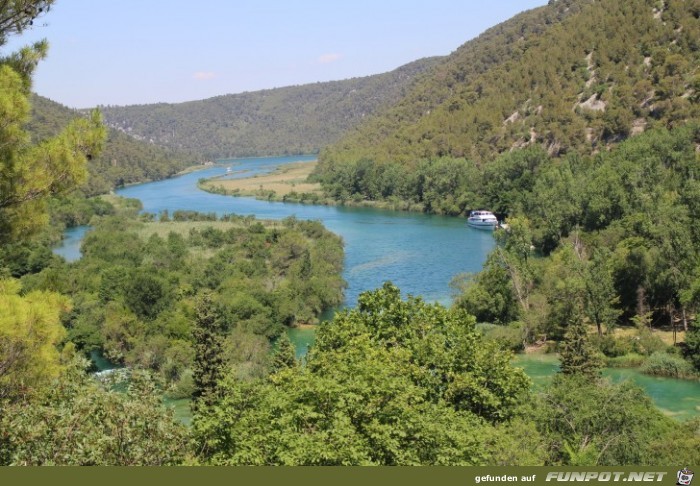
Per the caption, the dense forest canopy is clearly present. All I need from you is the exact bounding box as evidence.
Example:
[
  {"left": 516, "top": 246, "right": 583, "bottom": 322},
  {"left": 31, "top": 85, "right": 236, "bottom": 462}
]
[
  {"left": 17, "top": 208, "right": 345, "bottom": 391},
  {"left": 29, "top": 95, "right": 199, "bottom": 195},
  {"left": 317, "top": 0, "right": 699, "bottom": 173},
  {"left": 96, "top": 58, "right": 441, "bottom": 159}
]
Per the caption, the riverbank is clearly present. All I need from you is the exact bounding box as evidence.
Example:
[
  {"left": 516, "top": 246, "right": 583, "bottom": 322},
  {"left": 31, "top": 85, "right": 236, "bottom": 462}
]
[
  {"left": 200, "top": 161, "right": 323, "bottom": 198},
  {"left": 175, "top": 162, "right": 220, "bottom": 176},
  {"left": 197, "top": 160, "right": 431, "bottom": 213},
  {"left": 512, "top": 352, "right": 700, "bottom": 420}
]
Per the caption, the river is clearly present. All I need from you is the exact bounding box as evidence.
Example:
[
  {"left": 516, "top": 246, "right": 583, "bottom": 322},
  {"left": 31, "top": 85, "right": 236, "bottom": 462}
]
[
  {"left": 57, "top": 155, "right": 699, "bottom": 421},
  {"left": 115, "top": 155, "right": 496, "bottom": 307},
  {"left": 514, "top": 354, "right": 700, "bottom": 422}
]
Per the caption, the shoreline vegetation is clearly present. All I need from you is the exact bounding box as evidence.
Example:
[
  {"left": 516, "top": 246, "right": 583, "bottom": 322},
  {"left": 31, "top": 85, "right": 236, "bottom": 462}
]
[{"left": 197, "top": 161, "right": 430, "bottom": 213}]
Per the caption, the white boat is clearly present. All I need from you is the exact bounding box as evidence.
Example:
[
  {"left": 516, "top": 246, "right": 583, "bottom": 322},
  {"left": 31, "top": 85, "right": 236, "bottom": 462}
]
[{"left": 467, "top": 210, "right": 498, "bottom": 229}]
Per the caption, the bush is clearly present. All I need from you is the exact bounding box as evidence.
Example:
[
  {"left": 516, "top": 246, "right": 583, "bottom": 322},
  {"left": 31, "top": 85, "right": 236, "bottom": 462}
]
[
  {"left": 479, "top": 322, "right": 525, "bottom": 352},
  {"left": 592, "top": 334, "right": 635, "bottom": 357},
  {"left": 640, "top": 352, "right": 696, "bottom": 379},
  {"left": 605, "top": 353, "right": 646, "bottom": 368},
  {"left": 633, "top": 329, "right": 669, "bottom": 356}
]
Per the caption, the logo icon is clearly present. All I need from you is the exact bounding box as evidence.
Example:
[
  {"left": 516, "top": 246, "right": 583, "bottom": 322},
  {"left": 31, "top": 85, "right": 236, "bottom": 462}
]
[{"left": 677, "top": 468, "right": 694, "bottom": 486}]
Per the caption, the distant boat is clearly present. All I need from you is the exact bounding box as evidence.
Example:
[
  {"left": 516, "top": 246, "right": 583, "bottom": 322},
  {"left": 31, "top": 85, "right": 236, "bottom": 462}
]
[
  {"left": 467, "top": 210, "right": 498, "bottom": 229},
  {"left": 226, "top": 166, "right": 232, "bottom": 173}
]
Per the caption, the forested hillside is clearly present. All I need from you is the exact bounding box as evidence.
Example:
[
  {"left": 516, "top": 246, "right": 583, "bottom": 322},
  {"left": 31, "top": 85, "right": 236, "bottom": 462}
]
[
  {"left": 317, "top": 0, "right": 699, "bottom": 174},
  {"left": 97, "top": 58, "right": 441, "bottom": 159},
  {"left": 30, "top": 95, "right": 198, "bottom": 195}
]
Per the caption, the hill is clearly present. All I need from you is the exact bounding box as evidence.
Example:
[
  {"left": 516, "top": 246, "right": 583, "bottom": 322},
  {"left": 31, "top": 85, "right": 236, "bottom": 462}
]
[
  {"left": 29, "top": 95, "right": 199, "bottom": 195},
  {"left": 317, "top": 0, "right": 699, "bottom": 173},
  {"left": 96, "top": 57, "right": 442, "bottom": 159}
]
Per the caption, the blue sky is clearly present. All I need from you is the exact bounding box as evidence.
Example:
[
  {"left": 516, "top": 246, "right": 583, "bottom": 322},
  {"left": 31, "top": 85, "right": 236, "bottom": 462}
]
[{"left": 3, "top": 0, "right": 546, "bottom": 108}]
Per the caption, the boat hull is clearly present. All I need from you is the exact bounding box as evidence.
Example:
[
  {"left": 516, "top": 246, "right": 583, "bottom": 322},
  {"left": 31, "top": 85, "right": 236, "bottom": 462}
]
[{"left": 467, "top": 219, "right": 498, "bottom": 229}]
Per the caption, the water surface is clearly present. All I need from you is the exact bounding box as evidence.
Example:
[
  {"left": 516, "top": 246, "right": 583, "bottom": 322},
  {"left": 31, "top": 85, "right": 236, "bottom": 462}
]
[
  {"left": 60, "top": 155, "right": 698, "bottom": 421},
  {"left": 116, "top": 155, "right": 496, "bottom": 306},
  {"left": 513, "top": 354, "right": 700, "bottom": 421},
  {"left": 53, "top": 225, "right": 90, "bottom": 262}
]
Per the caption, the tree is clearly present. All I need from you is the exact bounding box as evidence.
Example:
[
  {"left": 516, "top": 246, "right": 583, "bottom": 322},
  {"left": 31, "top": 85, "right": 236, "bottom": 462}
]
[
  {"left": 582, "top": 247, "right": 620, "bottom": 337},
  {"left": 534, "top": 374, "right": 700, "bottom": 465},
  {"left": 192, "top": 292, "right": 226, "bottom": 412},
  {"left": 0, "top": 278, "right": 69, "bottom": 402},
  {"left": 193, "top": 283, "right": 534, "bottom": 465},
  {"left": 123, "top": 271, "right": 171, "bottom": 320},
  {"left": 0, "top": 2, "right": 106, "bottom": 243},
  {"left": 0, "top": 360, "right": 188, "bottom": 465},
  {"left": 683, "top": 319, "right": 700, "bottom": 371},
  {"left": 0, "top": 1, "right": 53, "bottom": 45},
  {"left": 270, "top": 332, "right": 297, "bottom": 373},
  {"left": 558, "top": 312, "right": 602, "bottom": 378},
  {"left": 493, "top": 216, "right": 535, "bottom": 316}
]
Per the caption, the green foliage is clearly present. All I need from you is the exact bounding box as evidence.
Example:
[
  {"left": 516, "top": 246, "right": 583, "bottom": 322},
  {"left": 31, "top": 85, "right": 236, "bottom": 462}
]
[
  {"left": 558, "top": 313, "right": 602, "bottom": 378},
  {"left": 0, "top": 237, "right": 60, "bottom": 277},
  {"left": 685, "top": 320, "right": 700, "bottom": 370},
  {"left": 124, "top": 272, "right": 173, "bottom": 320},
  {"left": 445, "top": 124, "right": 700, "bottom": 357},
  {"left": 48, "top": 193, "right": 116, "bottom": 228},
  {"left": 604, "top": 353, "right": 646, "bottom": 368},
  {"left": 0, "top": 1, "right": 53, "bottom": 46},
  {"left": 0, "top": 278, "right": 69, "bottom": 402},
  {"left": 28, "top": 95, "right": 198, "bottom": 195},
  {"left": 0, "top": 361, "right": 188, "bottom": 465},
  {"left": 317, "top": 283, "right": 531, "bottom": 422},
  {"left": 40, "top": 212, "right": 345, "bottom": 389},
  {"left": 193, "top": 370, "right": 503, "bottom": 466},
  {"left": 192, "top": 292, "right": 226, "bottom": 411},
  {"left": 319, "top": 0, "right": 699, "bottom": 172},
  {"left": 193, "top": 283, "right": 533, "bottom": 465},
  {"left": 453, "top": 255, "right": 520, "bottom": 325},
  {"left": 478, "top": 322, "right": 525, "bottom": 352},
  {"left": 98, "top": 58, "right": 441, "bottom": 159},
  {"left": 640, "top": 351, "right": 696, "bottom": 379},
  {"left": 270, "top": 332, "right": 297, "bottom": 373},
  {"left": 0, "top": 64, "right": 105, "bottom": 242},
  {"left": 534, "top": 374, "right": 699, "bottom": 465}
]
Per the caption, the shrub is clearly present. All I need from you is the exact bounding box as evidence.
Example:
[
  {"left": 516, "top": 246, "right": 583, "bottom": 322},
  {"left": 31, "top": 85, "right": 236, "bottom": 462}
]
[
  {"left": 592, "top": 334, "right": 635, "bottom": 357},
  {"left": 605, "top": 353, "right": 646, "bottom": 368},
  {"left": 640, "top": 352, "right": 696, "bottom": 379},
  {"left": 632, "top": 328, "right": 669, "bottom": 356},
  {"left": 480, "top": 322, "right": 525, "bottom": 352}
]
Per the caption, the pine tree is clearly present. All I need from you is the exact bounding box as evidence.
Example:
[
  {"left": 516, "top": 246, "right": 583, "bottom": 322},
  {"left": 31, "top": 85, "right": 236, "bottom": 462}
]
[
  {"left": 271, "top": 332, "right": 297, "bottom": 373},
  {"left": 559, "top": 312, "right": 602, "bottom": 378},
  {"left": 192, "top": 292, "right": 226, "bottom": 412},
  {"left": 0, "top": 2, "right": 106, "bottom": 243}
]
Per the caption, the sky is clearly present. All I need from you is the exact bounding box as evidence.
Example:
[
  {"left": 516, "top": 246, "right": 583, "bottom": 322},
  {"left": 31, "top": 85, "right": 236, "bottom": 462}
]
[{"left": 3, "top": 0, "right": 547, "bottom": 108}]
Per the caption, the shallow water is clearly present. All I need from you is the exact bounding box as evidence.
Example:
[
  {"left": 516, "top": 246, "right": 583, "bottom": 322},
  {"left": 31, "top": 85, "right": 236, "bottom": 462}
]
[{"left": 513, "top": 354, "right": 700, "bottom": 421}]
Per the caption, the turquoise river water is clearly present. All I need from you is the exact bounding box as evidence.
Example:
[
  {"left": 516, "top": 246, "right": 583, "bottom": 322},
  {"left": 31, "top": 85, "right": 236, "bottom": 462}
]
[{"left": 57, "top": 155, "right": 699, "bottom": 421}]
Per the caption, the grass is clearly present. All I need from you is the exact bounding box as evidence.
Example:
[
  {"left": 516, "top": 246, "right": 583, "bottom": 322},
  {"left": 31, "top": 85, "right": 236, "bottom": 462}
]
[
  {"left": 198, "top": 161, "right": 434, "bottom": 212},
  {"left": 200, "top": 161, "right": 322, "bottom": 198},
  {"left": 135, "top": 220, "right": 283, "bottom": 239},
  {"left": 611, "top": 325, "right": 685, "bottom": 347},
  {"left": 640, "top": 351, "right": 697, "bottom": 379},
  {"left": 605, "top": 353, "right": 646, "bottom": 368}
]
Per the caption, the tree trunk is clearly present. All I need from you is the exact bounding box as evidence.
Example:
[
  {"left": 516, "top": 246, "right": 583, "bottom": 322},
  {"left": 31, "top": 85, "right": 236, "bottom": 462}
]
[{"left": 671, "top": 304, "right": 677, "bottom": 346}]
